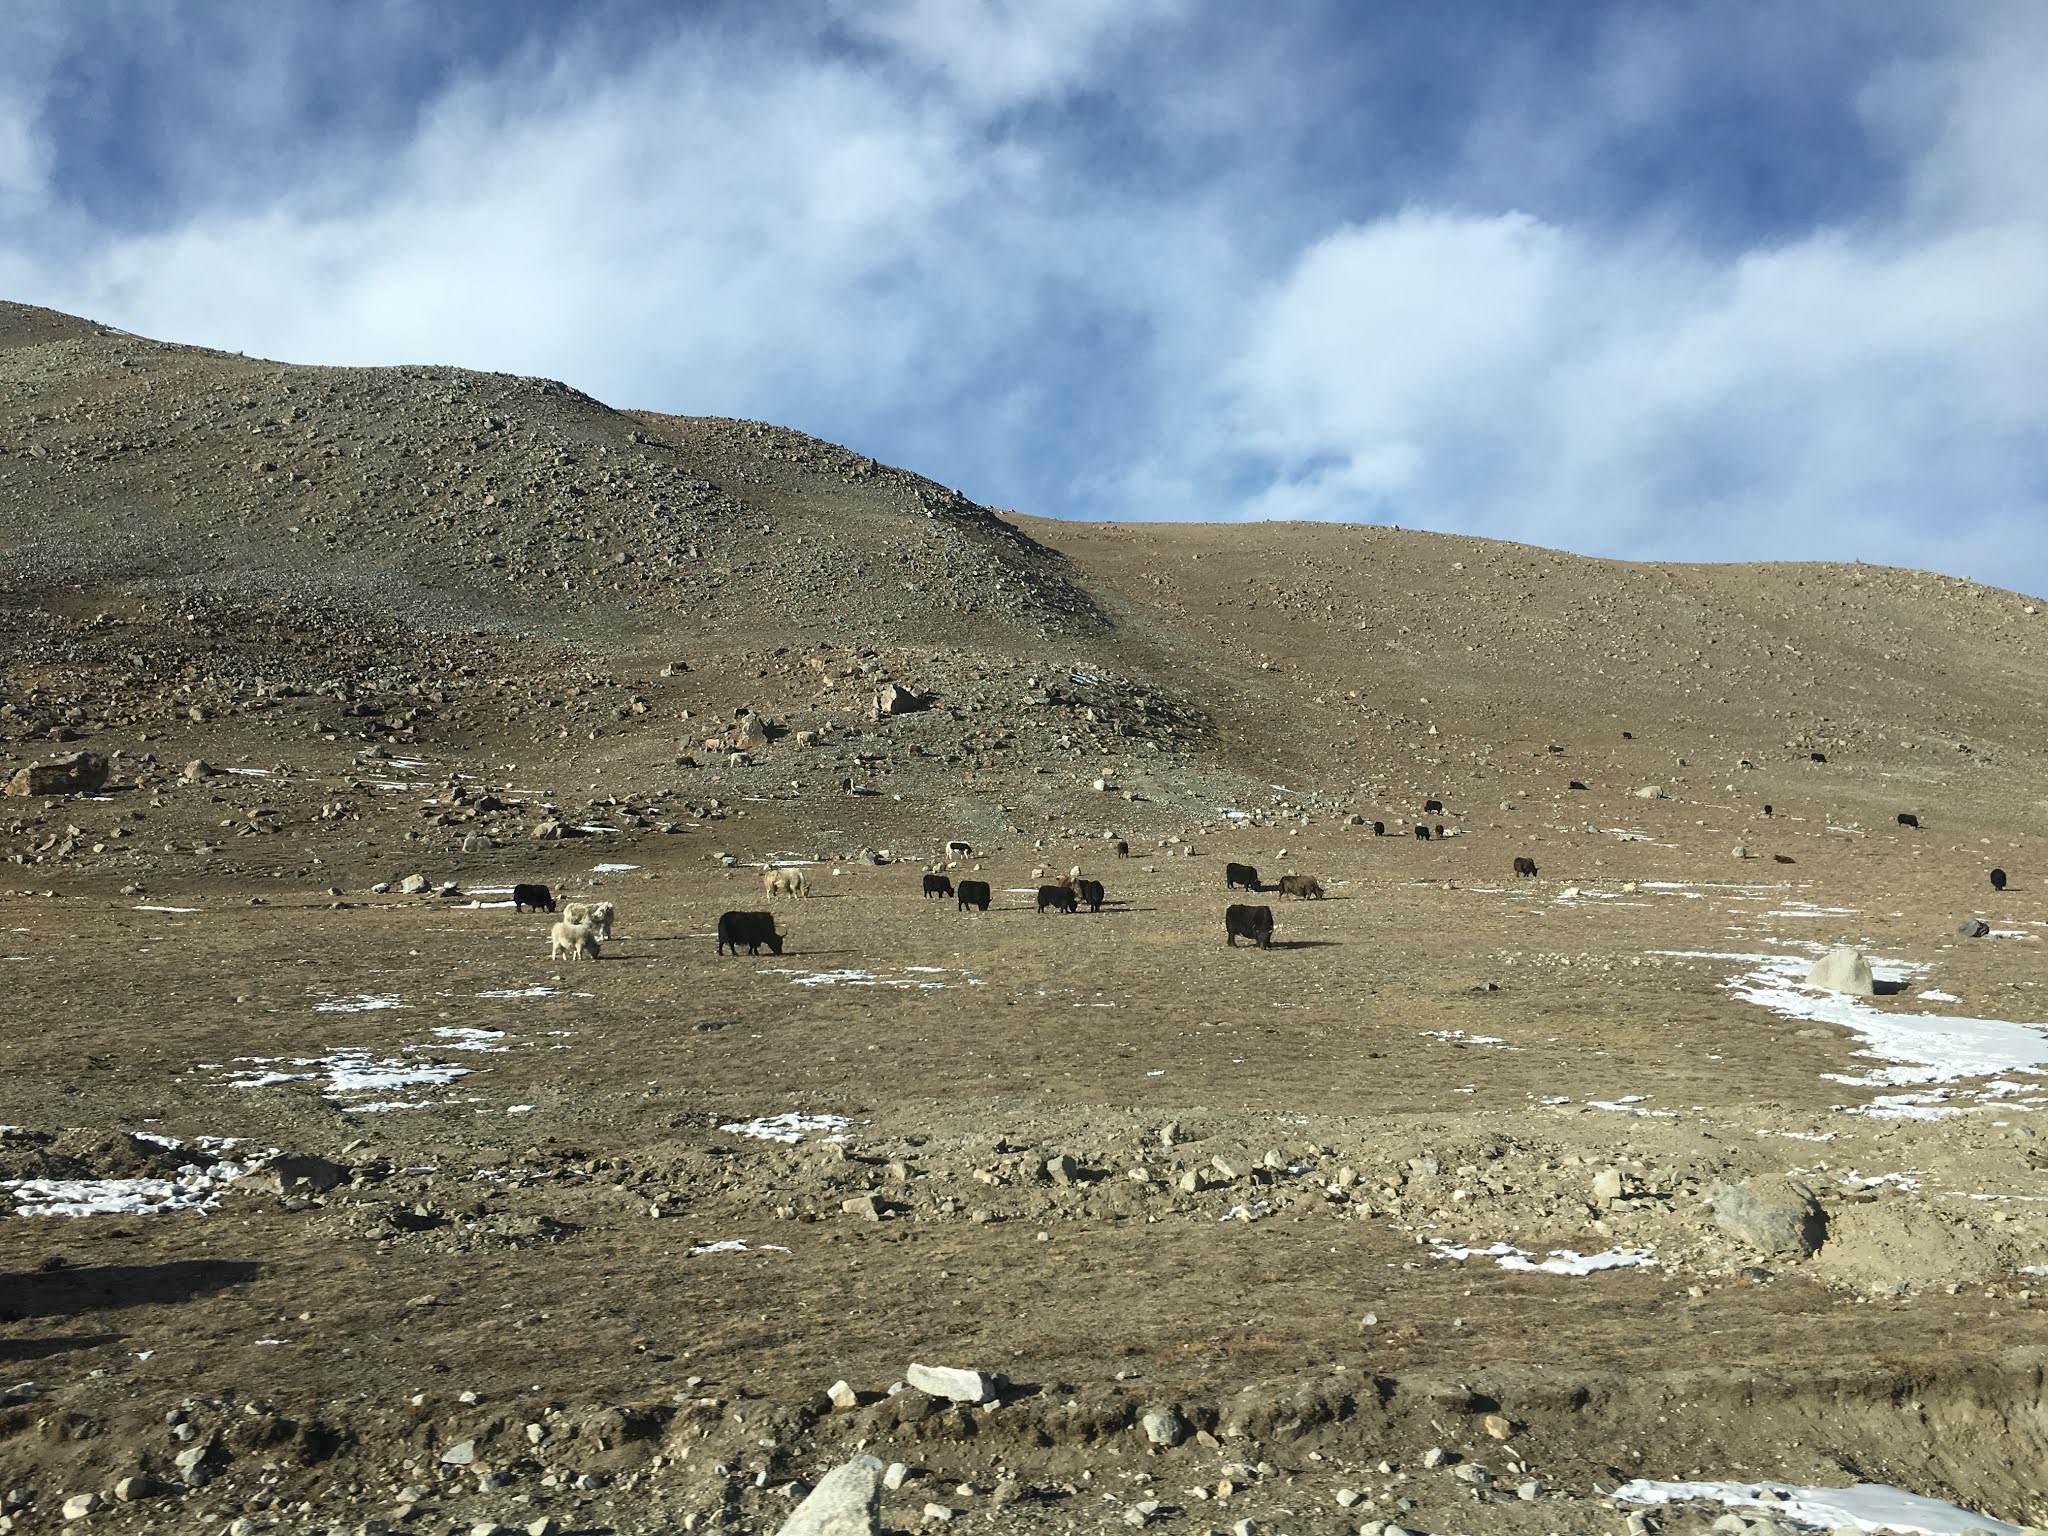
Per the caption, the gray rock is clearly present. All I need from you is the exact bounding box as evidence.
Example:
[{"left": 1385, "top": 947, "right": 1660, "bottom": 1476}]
[
  {"left": 397, "top": 873, "right": 430, "bottom": 895},
  {"left": 254, "top": 1153, "right": 349, "bottom": 1194},
  {"left": 1806, "top": 948, "right": 1874, "bottom": 996},
  {"left": 1958, "top": 919, "right": 1991, "bottom": 938},
  {"left": 1140, "top": 1406, "right": 1187, "bottom": 1447},
  {"left": 440, "top": 1439, "right": 477, "bottom": 1465},
  {"left": 1046, "top": 1154, "right": 1078, "bottom": 1186},
  {"left": 904, "top": 1363, "right": 995, "bottom": 1403},
  {"left": 775, "top": 1453, "right": 885, "bottom": 1535},
  {"left": 826, "top": 1380, "right": 858, "bottom": 1411},
  {"left": 1591, "top": 1168, "right": 1626, "bottom": 1205},
  {"left": 61, "top": 1492, "right": 102, "bottom": 1520},
  {"left": 882, "top": 1463, "right": 908, "bottom": 1491},
  {"left": 1712, "top": 1179, "right": 1826, "bottom": 1259}
]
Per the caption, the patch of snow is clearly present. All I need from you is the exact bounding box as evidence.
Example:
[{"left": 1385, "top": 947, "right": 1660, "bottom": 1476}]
[
  {"left": 1615, "top": 1478, "right": 2021, "bottom": 1536},
  {"left": 1432, "top": 1240, "right": 1656, "bottom": 1275},
  {"left": 764, "top": 966, "right": 982, "bottom": 990},
  {"left": 477, "top": 986, "right": 556, "bottom": 999},
  {"left": 1725, "top": 952, "right": 2048, "bottom": 1087},
  {"left": 720, "top": 1112, "right": 854, "bottom": 1144},
  {"left": 134, "top": 905, "right": 198, "bottom": 914},
  {"left": 425, "top": 1028, "right": 508, "bottom": 1052},
  {"left": 1588, "top": 1100, "right": 1679, "bottom": 1118},
  {"left": 593, "top": 862, "right": 639, "bottom": 873},
  {"left": 5, "top": 1152, "right": 262, "bottom": 1217},
  {"left": 1920, "top": 990, "right": 1960, "bottom": 1003},
  {"left": 314, "top": 993, "right": 407, "bottom": 1013}
]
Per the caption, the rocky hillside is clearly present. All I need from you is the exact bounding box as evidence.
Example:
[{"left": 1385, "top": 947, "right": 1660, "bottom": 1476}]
[{"left": 5, "top": 296, "right": 2048, "bottom": 837}]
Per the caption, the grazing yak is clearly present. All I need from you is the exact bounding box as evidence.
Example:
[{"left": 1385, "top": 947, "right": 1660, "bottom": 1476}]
[
  {"left": 1371, "top": 820, "right": 1386, "bottom": 837},
  {"left": 1992, "top": 868, "right": 2009, "bottom": 892},
  {"left": 922, "top": 873, "right": 955, "bottom": 899},
  {"left": 1225, "top": 903, "right": 1274, "bottom": 949},
  {"left": 1898, "top": 813, "right": 1920, "bottom": 828},
  {"left": 1424, "top": 798, "right": 1444, "bottom": 814},
  {"left": 762, "top": 866, "right": 808, "bottom": 898},
  {"left": 549, "top": 919, "right": 600, "bottom": 962},
  {"left": 1076, "top": 878, "right": 1105, "bottom": 912},
  {"left": 513, "top": 883, "right": 555, "bottom": 913},
  {"left": 716, "top": 910, "right": 784, "bottom": 955},
  {"left": 1277, "top": 874, "right": 1323, "bottom": 899},
  {"left": 1512, "top": 857, "right": 1538, "bottom": 878},
  {"left": 1037, "top": 883, "right": 1079, "bottom": 914},
  {"left": 1114, "top": 839, "right": 1129, "bottom": 858},
  {"left": 955, "top": 879, "right": 992, "bottom": 912},
  {"left": 1414, "top": 824, "right": 1431, "bottom": 841},
  {"left": 1225, "top": 861, "right": 1261, "bottom": 891},
  {"left": 1773, "top": 854, "right": 1796, "bottom": 864},
  {"left": 562, "top": 900, "right": 615, "bottom": 941}
]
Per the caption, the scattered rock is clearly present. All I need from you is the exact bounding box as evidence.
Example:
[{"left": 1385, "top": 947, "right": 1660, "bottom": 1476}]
[
  {"left": 1806, "top": 948, "right": 1874, "bottom": 996},
  {"left": 775, "top": 1454, "right": 885, "bottom": 1535},
  {"left": 5, "top": 752, "right": 110, "bottom": 797},
  {"left": 904, "top": 1363, "right": 995, "bottom": 1404},
  {"left": 1958, "top": 919, "right": 1991, "bottom": 938},
  {"left": 1711, "top": 1179, "right": 1826, "bottom": 1260},
  {"left": 397, "top": 873, "right": 430, "bottom": 895},
  {"left": 1140, "top": 1406, "right": 1188, "bottom": 1447}
]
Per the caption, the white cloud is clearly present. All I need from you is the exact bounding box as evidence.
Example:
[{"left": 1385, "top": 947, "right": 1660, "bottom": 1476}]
[
  {"left": 2, "top": 4, "right": 2046, "bottom": 591},
  {"left": 1193, "top": 7, "right": 2048, "bottom": 587}
]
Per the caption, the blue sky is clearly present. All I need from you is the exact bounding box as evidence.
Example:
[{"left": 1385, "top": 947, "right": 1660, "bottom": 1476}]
[{"left": 5, "top": 1, "right": 2047, "bottom": 593}]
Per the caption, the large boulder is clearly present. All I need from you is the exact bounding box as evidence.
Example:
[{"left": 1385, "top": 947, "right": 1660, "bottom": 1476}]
[
  {"left": 4, "top": 751, "right": 110, "bottom": 797},
  {"left": 1807, "top": 948, "right": 1875, "bottom": 996},
  {"left": 1710, "top": 1178, "right": 1826, "bottom": 1260},
  {"left": 874, "top": 684, "right": 928, "bottom": 717},
  {"left": 776, "top": 1454, "right": 885, "bottom": 1536},
  {"left": 732, "top": 715, "right": 770, "bottom": 753}
]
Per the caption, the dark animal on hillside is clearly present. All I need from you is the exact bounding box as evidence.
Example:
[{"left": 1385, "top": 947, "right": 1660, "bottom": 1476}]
[
  {"left": 1371, "top": 821, "right": 1386, "bottom": 836},
  {"left": 715, "top": 910, "right": 783, "bottom": 956},
  {"left": 956, "top": 879, "right": 992, "bottom": 912},
  {"left": 1773, "top": 854, "right": 1796, "bottom": 864},
  {"left": 1569, "top": 780, "right": 1588, "bottom": 791},
  {"left": 1898, "top": 813, "right": 1919, "bottom": 828},
  {"left": 1225, "top": 903, "right": 1274, "bottom": 949},
  {"left": 1622, "top": 730, "right": 1633, "bottom": 739},
  {"left": 1114, "top": 839, "right": 1129, "bottom": 858},
  {"left": 512, "top": 883, "right": 555, "bottom": 914},
  {"left": 1277, "top": 874, "right": 1324, "bottom": 899},
  {"left": 1512, "top": 857, "right": 1538, "bottom": 878},
  {"left": 1225, "top": 862, "right": 1261, "bottom": 891},
  {"left": 1424, "top": 798, "right": 1444, "bottom": 814},
  {"left": 1763, "top": 804, "right": 1774, "bottom": 817},
  {"left": 1414, "top": 825, "right": 1431, "bottom": 841},
  {"left": 1811, "top": 752, "right": 1827, "bottom": 763},
  {"left": 922, "top": 873, "right": 954, "bottom": 899},
  {"left": 945, "top": 840, "right": 973, "bottom": 858},
  {"left": 1076, "top": 879, "right": 1105, "bottom": 912},
  {"left": 1037, "top": 884, "right": 1079, "bottom": 914},
  {"left": 1435, "top": 824, "right": 1446, "bottom": 840},
  {"left": 1991, "top": 868, "right": 2008, "bottom": 892}
]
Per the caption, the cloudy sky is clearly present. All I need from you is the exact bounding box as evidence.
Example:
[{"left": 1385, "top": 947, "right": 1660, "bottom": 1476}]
[{"left": 5, "top": 1, "right": 2046, "bottom": 591}]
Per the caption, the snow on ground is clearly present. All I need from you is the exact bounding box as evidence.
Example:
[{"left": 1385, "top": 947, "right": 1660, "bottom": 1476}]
[
  {"left": 1431, "top": 1240, "right": 1657, "bottom": 1275},
  {"left": 314, "top": 993, "right": 408, "bottom": 1013},
  {"left": 763, "top": 966, "right": 984, "bottom": 990},
  {"left": 1420, "top": 1030, "right": 1514, "bottom": 1048},
  {"left": 134, "top": 905, "right": 198, "bottom": 914},
  {"left": 593, "top": 862, "right": 638, "bottom": 872},
  {"left": 688, "top": 1239, "right": 793, "bottom": 1256},
  {"left": 1713, "top": 951, "right": 2048, "bottom": 1088},
  {"left": 719, "top": 1113, "right": 854, "bottom": 1143},
  {"left": 5, "top": 1145, "right": 267, "bottom": 1217},
  {"left": 1615, "top": 1478, "right": 2022, "bottom": 1536},
  {"left": 428, "top": 1027, "right": 509, "bottom": 1052}
]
